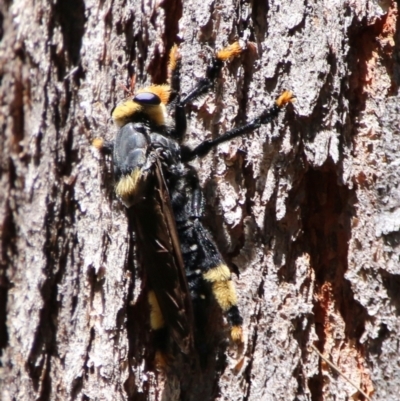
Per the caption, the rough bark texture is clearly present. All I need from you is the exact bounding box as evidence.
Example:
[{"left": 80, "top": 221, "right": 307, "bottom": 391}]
[{"left": 0, "top": 0, "right": 399, "bottom": 400}]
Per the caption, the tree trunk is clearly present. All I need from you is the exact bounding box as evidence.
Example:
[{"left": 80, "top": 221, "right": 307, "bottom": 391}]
[{"left": 0, "top": 0, "right": 399, "bottom": 400}]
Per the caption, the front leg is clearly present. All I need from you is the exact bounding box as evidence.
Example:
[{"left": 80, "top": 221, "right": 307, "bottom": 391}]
[
  {"left": 180, "top": 42, "right": 242, "bottom": 106},
  {"left": 167, "top": 43, "right": 242, "bottom": 141},
  {"left": 183, "top": 90, "right": 295, "bottom": 162}
]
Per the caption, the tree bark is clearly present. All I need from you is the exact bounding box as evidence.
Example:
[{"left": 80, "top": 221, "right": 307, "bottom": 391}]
[{"left": 0, "top": 0, "right": 399, "bottom": 400}]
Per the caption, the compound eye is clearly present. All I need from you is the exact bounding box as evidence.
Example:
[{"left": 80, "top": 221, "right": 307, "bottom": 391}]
[{"left": 133, "top": 92, "right": 161, "bottom": 105}]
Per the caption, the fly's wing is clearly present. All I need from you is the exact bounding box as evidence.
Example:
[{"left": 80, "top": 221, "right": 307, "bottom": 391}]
[{"left": 132, "top": 157, "right": 194, "bottom": 354}]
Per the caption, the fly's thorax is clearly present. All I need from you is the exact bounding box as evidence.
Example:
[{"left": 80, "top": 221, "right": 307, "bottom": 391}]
[{"left": 113, "top": 122, "right": 154, "bottom": 207}]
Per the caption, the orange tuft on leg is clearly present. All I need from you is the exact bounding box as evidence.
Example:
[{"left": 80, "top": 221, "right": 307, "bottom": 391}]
[
  {"left": 168, "top": 44, "right": 181, "bottom": 76},
  {"left": 92, "top": 137, "right": 104, "bottom": 150},
  {"left": 217, "top": 42, "right": 242, "bottom": 61},
  {"left": 275, "top": 90, "right": 295, "bottom": 107}
]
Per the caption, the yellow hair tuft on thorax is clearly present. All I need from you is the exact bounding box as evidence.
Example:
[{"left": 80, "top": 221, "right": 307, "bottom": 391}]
[{"left": 112, "top": 100, "right": 142, "bottom": 127}]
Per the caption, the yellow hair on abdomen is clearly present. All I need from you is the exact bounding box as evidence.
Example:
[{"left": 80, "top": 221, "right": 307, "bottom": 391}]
[
  {"left": 112, "top": 100, "right": 142, "bottom": 127},
  {"left": 217, "top": 42, "right": 242, "bottom": 61},
  {"left": 203, "top": 264, "right": 238, "bottom": 310},
  {"left": 203, "top": 264, "right": 231, "bottom": 282},
  {"left": 148, "top": 291, "right": 165, "bottom": 330},
  {"left": 231, "top": 326, "right": 243, "bottom": 342},
  {"left": 211, "top": 280, "right": 238, "bottom": 311},
  {"left": 115, "top": 169, "right": 141, "bottom": 200}
]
